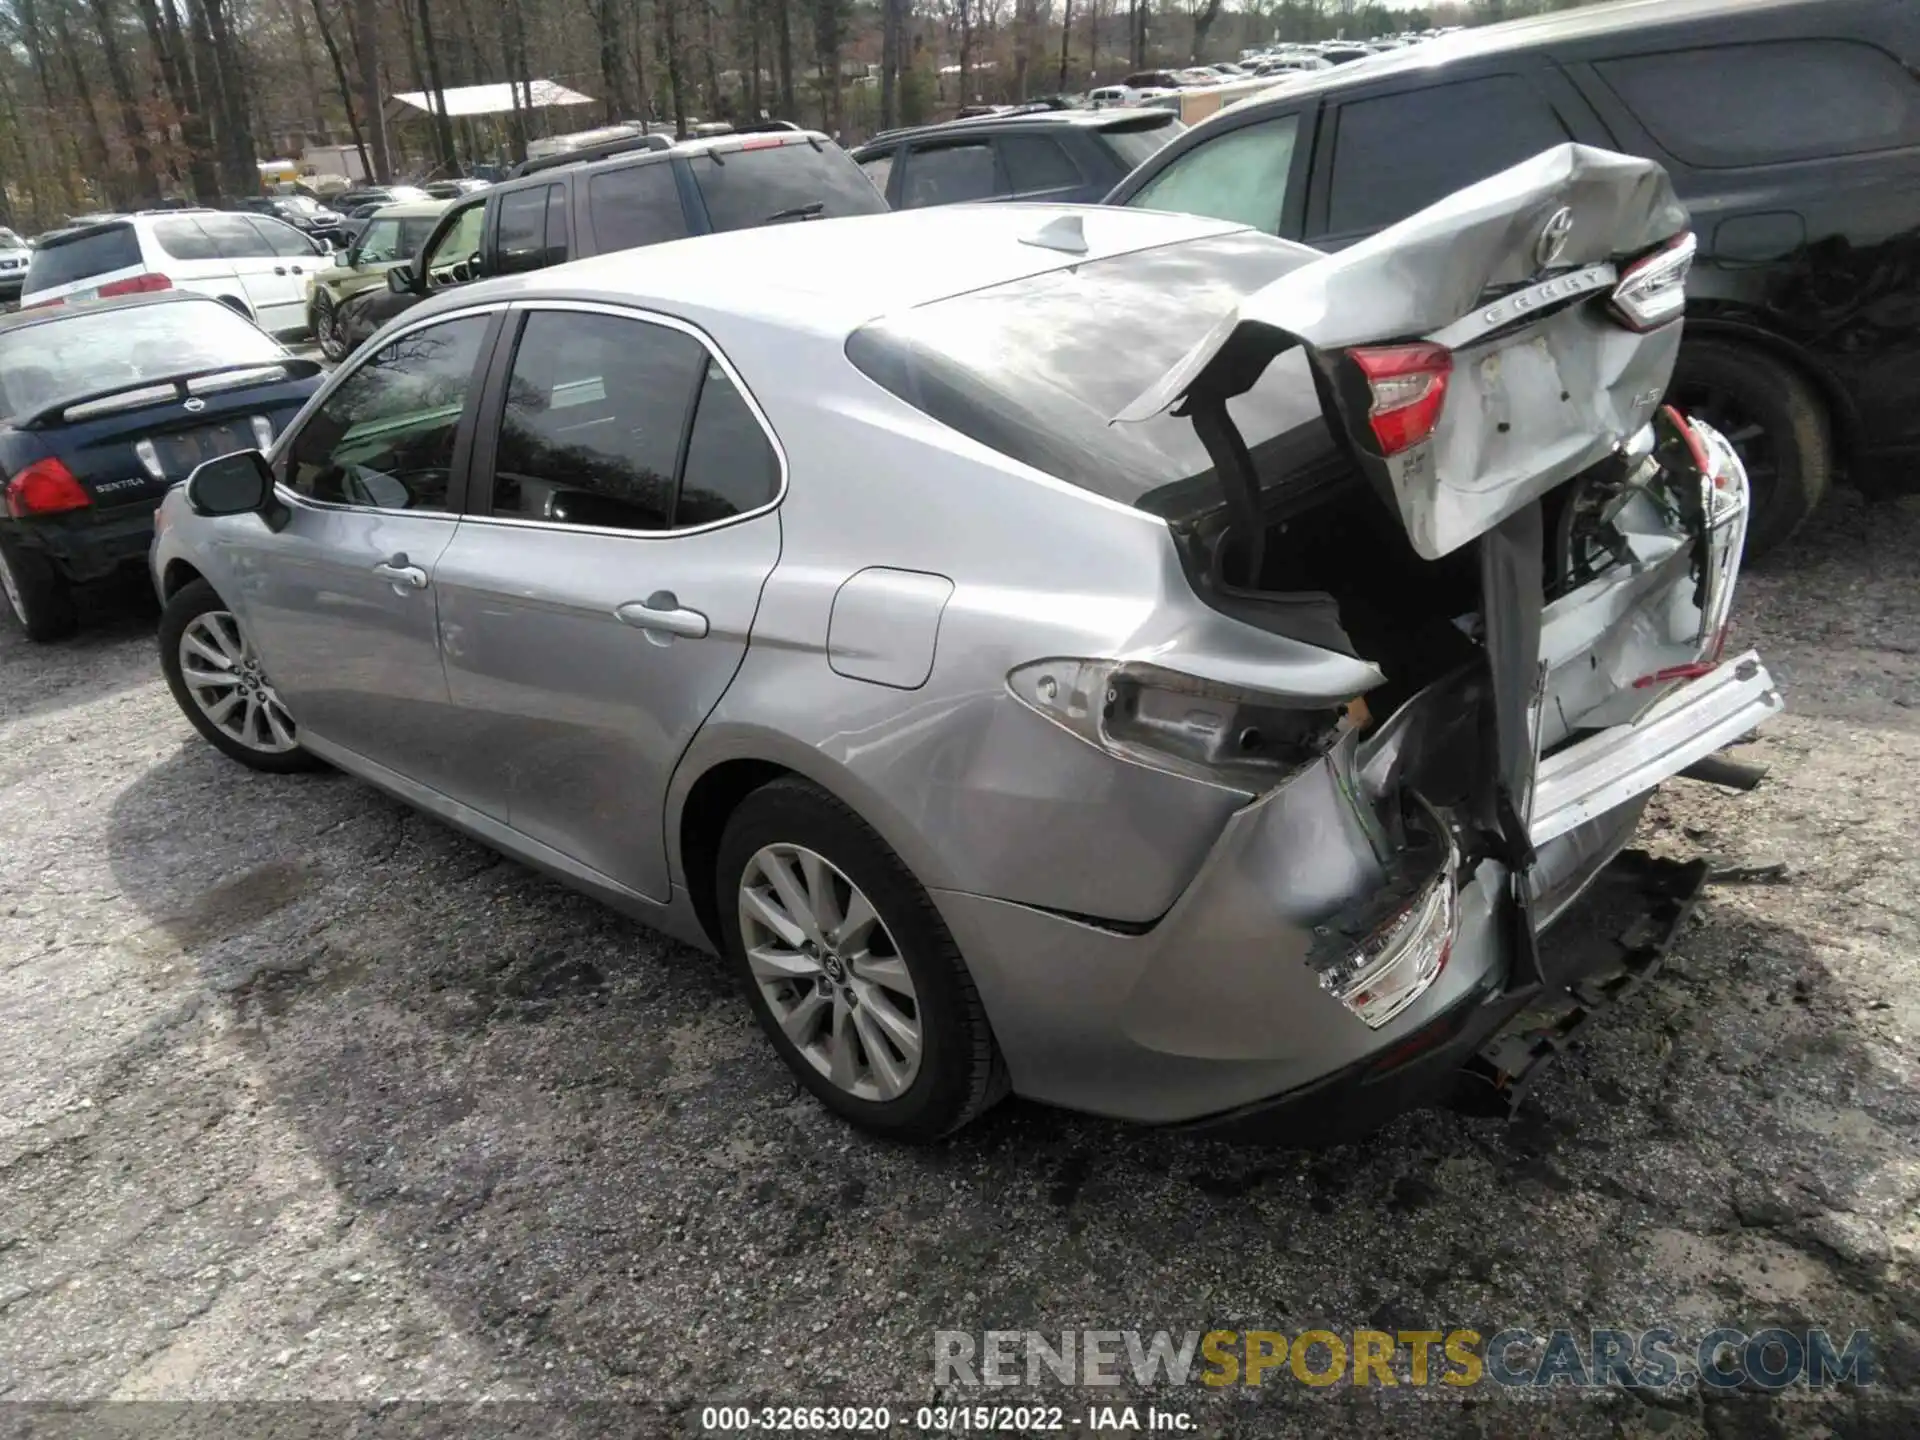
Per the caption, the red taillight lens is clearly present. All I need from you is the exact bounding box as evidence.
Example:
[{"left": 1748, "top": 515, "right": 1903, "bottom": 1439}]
[
  {"left": 1349, "top": 343, "right": 1452, "bottom": 456},
  {"left": 96, "top": 272, "right": 172, "bottom": 298},
  {"left": 5, "top": 457, "right": 91, "bottom": 517}
]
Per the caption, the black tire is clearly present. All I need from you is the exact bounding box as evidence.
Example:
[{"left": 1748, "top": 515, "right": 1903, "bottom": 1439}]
[
  {"left": 716, "top": 776, "right": 1007, "bottom": 1141},
  {"left": 158, "top": 578, "right": 324, "bottom": 773},
  {"left": 0, "top": 533, "right": 78, "bottom": 642},
  {"left": 1669, "top": 340, "right": 1831, "bottom": 559},
  {"left": 312, "top": 292, "right": 347, "bottom": 362}
]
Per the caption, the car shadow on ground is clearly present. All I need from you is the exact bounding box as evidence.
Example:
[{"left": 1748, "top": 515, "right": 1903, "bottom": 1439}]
[{"left": 95, "top": 731, "right": 1916, "bottom": 1430}]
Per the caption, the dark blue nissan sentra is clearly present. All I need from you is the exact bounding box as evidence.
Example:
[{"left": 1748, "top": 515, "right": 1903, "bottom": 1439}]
[{"left": 0, "top": 291, "right": 321, "bottom": 640}]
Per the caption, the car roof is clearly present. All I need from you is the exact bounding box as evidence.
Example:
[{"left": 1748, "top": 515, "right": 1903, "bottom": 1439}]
[
  {"left": 1213, "top": 0, "right": 1819, "bottom": 109},
  {"left": 425, "top": 203, "right": 1248, "bottom": 337},
  {"left": 0, "top": 289, "right": 231, "bottom": 335},
  {"left": 855, "top": 108, "right": 1176, "bottom": 152}
]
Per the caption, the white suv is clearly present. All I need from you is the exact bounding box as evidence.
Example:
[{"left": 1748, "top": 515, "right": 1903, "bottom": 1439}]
[
  {"left": 0, "top": 226, "right": 29, "bottom": 305},
  {"left": 20, "top": 210, "right": 327, "bottom": 338}
]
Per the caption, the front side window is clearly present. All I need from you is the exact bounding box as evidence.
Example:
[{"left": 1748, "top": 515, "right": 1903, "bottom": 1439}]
[
  {"left": 497, "top": 185, "right": 563, "bottom": 275},
  {"left": 1126, "top": 114, "right": 1299, "bottom": 235},
  {"left": 355, "top": 219, "right": 402, "bottom": 265},
  {"left": 424, "top": 202, "right": 487, "bottom": 283},
  {"left": 492, "top": 311, "right": 707, "bottom": 531},
  {"left": 285, "top": 313, "right": 489, "bottom": 511},
  {"left": 897, "top": 142, "right": 999, "bottom": 208},
  {"left": 1323, "top": 76, "right": 1570, "bottom": 236},
  {"left": 250, "top": 216, "right": 316, "bottom": 258},
  {"left": 858, "top": 151, "right": 895, "bottom": 196}
]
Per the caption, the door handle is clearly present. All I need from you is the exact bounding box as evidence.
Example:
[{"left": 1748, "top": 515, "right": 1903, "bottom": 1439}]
[
  {"left": 616, "top": 591, "right": 708, "bottom": 640},
  {"left": 372, "top": 554, "right": 429, "bottom": 590},
  {"left": 291, "top": 265, "right": 304, "bottom": 275},
  {"left": 274, "top": 266, "right": 288, "bottom": 275}
]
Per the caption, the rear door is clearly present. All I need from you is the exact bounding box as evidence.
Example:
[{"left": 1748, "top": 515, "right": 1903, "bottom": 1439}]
[
  {"left": 432, "top": 302, "right": 783, "bottom": 901},
  {"left": 245, "top": 216, "right": 325, "bottom": 332},
  {"left": 582, "top": 159, "right": 691, "bottom": 254},
  {"left": 893, "top": 137, "right": 1001, "bottom": 210},
  {"left": 196, "top": 214, "right": 303, "bottom": 331}
]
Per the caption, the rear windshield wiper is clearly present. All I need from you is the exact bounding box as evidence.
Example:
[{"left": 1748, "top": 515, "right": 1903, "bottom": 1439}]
[{"left": 763, "top": 201, "right": 826, "bottom": 224}]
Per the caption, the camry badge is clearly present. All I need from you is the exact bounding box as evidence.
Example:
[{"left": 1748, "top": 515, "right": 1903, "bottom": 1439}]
[
  {"left": 1535, "top": 206, "right": 1575, "bottom": 272},
  {"left": 183, "top": 397, "right": 206, "bottom": 413}
]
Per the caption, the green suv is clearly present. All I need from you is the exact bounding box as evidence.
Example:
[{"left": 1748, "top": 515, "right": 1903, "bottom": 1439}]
[{"left": 306, "top": 200, "right": 448, "bottom": 360}]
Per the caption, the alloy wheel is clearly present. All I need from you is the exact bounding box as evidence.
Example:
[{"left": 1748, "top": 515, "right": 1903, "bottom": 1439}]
[
  {"left": 177, "top": 610, "right": 299, "bottom": 754},
  {"left": 316, "top": 303, "right": 345, "bottom": 361},
  {"left": 737, "top": 843, "right": 923, "bottom": 1102}
]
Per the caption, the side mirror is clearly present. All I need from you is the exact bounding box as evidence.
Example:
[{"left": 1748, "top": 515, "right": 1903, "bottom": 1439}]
[
  {"left": 387, "top": 263, "right": 417, "bottom": 294},
  {"left": 186, "top": 449, "right": 276, "bottom": 519}
]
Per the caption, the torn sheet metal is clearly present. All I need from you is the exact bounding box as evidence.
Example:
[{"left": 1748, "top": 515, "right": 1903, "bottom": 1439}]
[{"left": 1113, "top": 144, "right": 1692, "bottom": 560}]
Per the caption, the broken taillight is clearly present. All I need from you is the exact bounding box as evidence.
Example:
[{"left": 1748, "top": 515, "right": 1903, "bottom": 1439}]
[
  {"left": 1349, "top": 343, "right": 1452, "bottom": 456},
  {"left": 1611, "top": 231, "right": 1695, "bottom": 332}
]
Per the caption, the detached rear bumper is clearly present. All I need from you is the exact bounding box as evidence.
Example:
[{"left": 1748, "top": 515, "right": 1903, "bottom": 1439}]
[
  {"left": 1179, "top": 849, "right": 1709, "bottom": 1144},
  {"left": 1531, "top": 651, "right": 1781, "bottom": 847}
]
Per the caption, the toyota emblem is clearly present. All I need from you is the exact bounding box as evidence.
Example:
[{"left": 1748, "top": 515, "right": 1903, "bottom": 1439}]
[
  {"left": 183, "top": 397, "right": 206, "bottom": 413},
  {"left": 1534, "top": 206, "right": 1575, "bottom": 273}
]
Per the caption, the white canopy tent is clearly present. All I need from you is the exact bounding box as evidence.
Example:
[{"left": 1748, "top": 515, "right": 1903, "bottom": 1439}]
[{"left": 390, "top": 80, "right": 596, "bottom": 118}]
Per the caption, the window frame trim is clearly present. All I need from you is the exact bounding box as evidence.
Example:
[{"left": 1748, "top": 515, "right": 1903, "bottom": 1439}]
[
  {"left": 270, "top": 301, "right": 511, "bottom": 520},
  {"left": 461, "top": 298, "right": 790, "bottom": 541},
  {"left": 1304, "top": 64, "right": 1577, "bottom": 244}
]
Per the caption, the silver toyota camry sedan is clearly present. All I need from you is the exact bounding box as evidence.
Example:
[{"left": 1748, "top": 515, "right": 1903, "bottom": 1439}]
[{"left": 152, "top": 145, "right": 1780, "bottom": 1142}]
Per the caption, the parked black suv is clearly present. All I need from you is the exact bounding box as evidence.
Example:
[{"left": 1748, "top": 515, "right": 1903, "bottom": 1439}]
[
  {"left": 1106, "top": 0, "right": 1920, "bottom": 554},
  {"left": 334, "top": 128, "right": 887, "bottom": 354},
  {"left": 853, "top": 109, "right": 1184, "bottom": 209}
]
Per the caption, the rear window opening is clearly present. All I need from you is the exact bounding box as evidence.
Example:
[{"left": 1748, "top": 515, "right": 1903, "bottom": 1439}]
[
  {"left": 689, "top": 141, "right": 890, "bottom": 232},
  {"left": 25, "top": 224, "right": 141, "bottom": 293}
]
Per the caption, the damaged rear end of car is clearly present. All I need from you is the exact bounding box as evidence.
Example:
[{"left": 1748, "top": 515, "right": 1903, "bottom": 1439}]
[{"left": 846, "top": 147, "right": 1780, "bottom": 1135}]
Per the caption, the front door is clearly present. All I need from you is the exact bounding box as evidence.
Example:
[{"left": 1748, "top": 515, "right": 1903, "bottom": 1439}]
[
  {"left": 224, "top": 309, "right": 500, "bottom": 792},
  {"left": 433, "top": 304, "right": 784, "bottom": 901}
]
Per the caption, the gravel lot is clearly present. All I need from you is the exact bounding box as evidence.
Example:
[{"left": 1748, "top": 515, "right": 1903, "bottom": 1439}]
[{"left": 1, "top": 491, "right": 1916, "bottom": 1438}]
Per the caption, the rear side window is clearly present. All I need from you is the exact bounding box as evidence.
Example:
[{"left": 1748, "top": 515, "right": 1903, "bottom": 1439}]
[
  {"left": 897, "top": 142, "right": 998, "bottom": 208},
  {"left": 1101, "top": 116, "right": 1184, "bottom": 171},
  {"left": 1324, "top": 75, "right": 1571, "bottom": 236},
  {"left": 497, "top": 185, "right": 566, "bottom": 275},
  {"left": 24, "top": 224, "right": 141, "bottom": 291},
  {"left": 689, "top": 141, "right": 891, "bottom": 231},
  {"left": 1126, "top": 114, "right": 1299, "bottom": 234},
  {"left": 677, "top": 361, "right": 781, "bottom": 525},
  {"left": 858, "top": 151, "right": 895, "bottom": 196},
  {"left": 588, "top": 162, "right": 689, "bottom": 251},
  {"left": 152, "top": 218, "right": 220, "bottom": 262},
  {"left": 999, "top": 134, "right": 1082, "bottom": 193},
  {"left": 1594, "top": 40, "right": 1920, "bottom": 168}
]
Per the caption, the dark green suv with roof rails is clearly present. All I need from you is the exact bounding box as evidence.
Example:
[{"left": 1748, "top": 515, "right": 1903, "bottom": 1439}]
[{"left": 332, "top": 127, "right": 888, "bottom": 356}]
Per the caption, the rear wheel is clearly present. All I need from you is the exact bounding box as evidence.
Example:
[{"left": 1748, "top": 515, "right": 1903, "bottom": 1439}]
[
  {"left": 1669, "top": 341, "right": 1831, "bottom": 559},
  {"left": 159, "top": 578, "right": 322, "bottom": 773},
  {"left": 313, "top": 292, "right": 347, "bottom": 361},
  {"left": 0, "top": 534, "right": 78, "bottom": 642},
  {"left": 716, "top": 777, "right": 1006, "bottom": 1141}
]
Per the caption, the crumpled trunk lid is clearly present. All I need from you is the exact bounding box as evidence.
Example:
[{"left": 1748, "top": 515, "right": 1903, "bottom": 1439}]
[{"left": 1114, "top": 143, "right": 1691, "bottom": 561}]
